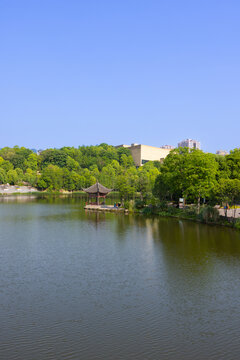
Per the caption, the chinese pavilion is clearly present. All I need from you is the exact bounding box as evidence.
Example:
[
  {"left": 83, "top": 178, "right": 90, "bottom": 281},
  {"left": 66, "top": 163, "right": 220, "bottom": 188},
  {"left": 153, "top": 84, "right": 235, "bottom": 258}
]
[{"left": 83, "top": 182, "right": 112, "bottom": 205}]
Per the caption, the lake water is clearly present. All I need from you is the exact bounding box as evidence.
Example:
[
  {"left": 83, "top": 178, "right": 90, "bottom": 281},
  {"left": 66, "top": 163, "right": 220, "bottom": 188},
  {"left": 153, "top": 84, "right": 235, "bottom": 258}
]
[{"left": 0, "top": 196, "right": 240, "bottom": 360}]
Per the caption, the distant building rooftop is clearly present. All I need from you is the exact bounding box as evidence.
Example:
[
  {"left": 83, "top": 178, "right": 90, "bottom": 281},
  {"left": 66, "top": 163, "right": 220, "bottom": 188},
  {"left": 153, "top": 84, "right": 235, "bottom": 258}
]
[
  {"left": 116, "top": 143, "right": 171, "bottom": 166},
  {"left": 216, "top": 150, "right": 229, "bottom": 156},
  {"left": 178, "top": 138, "right": 201, "bottom": 150},
  {"left": 161, "top": 145, "right": 174, "bottom": 149}
]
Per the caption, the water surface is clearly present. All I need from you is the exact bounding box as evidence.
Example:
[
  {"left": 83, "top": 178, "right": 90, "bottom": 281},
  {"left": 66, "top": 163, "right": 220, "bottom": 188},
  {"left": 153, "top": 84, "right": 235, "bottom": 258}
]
[{"left": 0, "top": 196, "right": 240, "bottom": 360}]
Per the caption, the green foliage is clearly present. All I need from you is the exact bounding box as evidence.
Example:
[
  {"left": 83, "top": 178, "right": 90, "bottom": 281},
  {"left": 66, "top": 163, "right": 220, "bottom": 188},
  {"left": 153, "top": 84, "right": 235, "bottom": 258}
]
[
  {"left": 0, "top": 168, "right": 7, "bottom": 184},
  {"left": 153, "top": 148, "right": 218, "bottom": 204},
  {"left": 99, "top": 164, "right": 116, "bottom": 189},
  {"left": 214, "top": 178, "right": 240, "bottom": 216},
  {"left": 235, "top": 219, "right": 240, "bottom": 230},
  {"left": 182, "top": 150, "right": 218, "bottom": 201},
  {"left": 0, "top": 160, "right": 14, "bottom": 172},
  {"left": 215, "top": 155, "right": 231, "bottom": 180},
  {"left": 66, "top": 156, "right": 80, "bottom": 171},
  {"left": 198, "top": 206, "right": 219, "bottom": 223},
  {"left": 24, "top": 153, "right": 38, "bottom": 171},
  {"left": 142, "top": 206, "right": 153, "bottom": 215},
  {"left": 24, "top": 168, "right": 38, "bottom": 186},
  {"left": 117, "top": 175, "right": 136, "bottom": 200},
  {"left": 157, "top": 201, "right": 168, "bottom": 211},
  {"left": 0, "top": 147, "right": 16, "bottom": 161},
  {"left": 1, "top": 144, "right": 239, "bottom": 205},
  {"left": 116, "top": 146, "right": 131, "bottom": 161},
  {"left": 124, "top": 199, "right": 135, "bottom": 211},
  {"left": 120, "top": 154, "right": 134, "bottom": 168},
  {"left": 37, "top": 178, "right": 47, "bottom": 190},
  {"left": 0, "top": 147, "right": 32, "bottom": 171},
  {"left": 39, "top": 165, "right": 64, "bottom": 190},
  {"left": 0, "top": 144, "right": 162, "bottom": 195},
  {"left": 11, "top": 154, "right": 26, "bottom": 171},
  {"left": 40, "top": 149, "right": 68, "bottom": 168},
  {"left": 7, "top": 169, "right": 19, "bottom": 185},
  {"left": 226, "top": 148, "right": 240, "bottom": 180},
  {"left": 134, "top": 199, "right": 145, "bottom": 209},
  {"left": 79, "top": 144, "right": 120, "bottom": 170},
  {"left": 15, "top": 168, "right": 23, "bottom": 181}
]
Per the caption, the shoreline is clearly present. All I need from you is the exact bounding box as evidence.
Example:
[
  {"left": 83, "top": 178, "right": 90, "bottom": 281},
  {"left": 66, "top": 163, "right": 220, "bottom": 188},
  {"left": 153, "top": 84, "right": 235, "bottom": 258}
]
[
  {"left": 0, "top": 190, "right": 239, "bottom": 231},
  {"left": 135, "top": 207, "right": 240, "bottom": 231}
]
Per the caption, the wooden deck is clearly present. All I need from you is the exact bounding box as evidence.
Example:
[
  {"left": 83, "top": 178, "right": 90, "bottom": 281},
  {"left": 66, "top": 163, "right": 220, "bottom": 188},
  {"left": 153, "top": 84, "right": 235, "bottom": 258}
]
[{"left": 84, "top": 204, "right": 127, "bottom": 212}]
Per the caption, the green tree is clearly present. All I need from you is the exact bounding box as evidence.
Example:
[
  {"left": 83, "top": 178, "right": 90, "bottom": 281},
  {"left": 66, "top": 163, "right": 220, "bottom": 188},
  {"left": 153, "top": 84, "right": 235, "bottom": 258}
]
[
  {"left": 116, "top": 175, "right": 136, "bottom": 201},
  {"left": 7, "top": 169, "right": 19, "bottom": 185},
  {"left": 0, "top": 147, "right": 15, "bottom": 161},
  {"left": 24, "top": 153, "right": 38, "bottom": 171},
  {"left": 226, "top": 148, "right": 240, "bottom": 179},
  {"left": 0, "top": 168, "right": 7, "bottom": 184},
  {"left": 182, "top": 150, "right": 218, "bottom": 209},
  {"left": 37, "top": 178, "right": 48, "bottom": 190},
  {"left": 66, "top": 156, "right": 80, "bottom": 171},
  {"left": 120, "top": 154, "right": 134, "bottom": 168},
  {"left": 62, "top": 169, "right": 75, "bottom": 191},
  {"left": 39, "top": 165, "right": 64, "bottom": 190},
  {"left": 153, "top": 148, "right": 218, "bottom": 210},
  {"left": 61, "top": 147, "right": 82, "bottom": 164},
  {"left": 0, "top": 160, "right": 14, "bottom": 172},
  {"left": 71, "top": 172, "right": 85, "bottom": 190},
  {"left": 99, "top": 164, "right": 116, "bottom": 189},
  {"left": 24, "top": 168, "right": 38, "bottom": 186},
  {"left": 153, "top": 148, "right": 189, "bottom": 201},
  {"left": 81, "top": 168, "right": 96, "bottom": 187},
  {"left": 40, "top": 149, "right": 68, "bottom": 168},
  {"left": 137, "top": 171, "right": 150, "bottom": 200},
  {"left": 214, "top": 178, "right": 240, "bottom": 217},
  {"left": 15, "top": 168, "right": 24, "bottom": 182}
]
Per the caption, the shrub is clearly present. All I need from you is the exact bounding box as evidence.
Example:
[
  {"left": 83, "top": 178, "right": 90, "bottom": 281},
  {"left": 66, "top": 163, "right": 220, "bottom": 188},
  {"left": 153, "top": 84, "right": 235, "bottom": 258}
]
[
  {"left": 124, "top": 200, "right": 135, "bottom": 212},
  {"left": 184, "top": 205, "right": 197, "bottom": 217},
  {"left": 157, "top": 201, "right": 168, "bottom": 212},
  {"left": 198, "top": 205, "right": 219, "bottom": 223},
  {"left": 142, "top": 206, "right": 153, "bottom": 215},
  {"left": 135, "top": 199, "right": 145, "bottom": 209},
  {"left": 167, "top": 206, "right": 179, "bottom": 215},
  {"left": 0, "top": 168, "right": 7, "bottom": 184},
  {"left": 235, "top": 219, "right": 240, "bottom": 231}
]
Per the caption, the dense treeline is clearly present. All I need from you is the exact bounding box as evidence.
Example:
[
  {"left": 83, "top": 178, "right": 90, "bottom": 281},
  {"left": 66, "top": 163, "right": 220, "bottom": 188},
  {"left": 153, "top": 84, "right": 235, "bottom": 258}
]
[
  {"left": 0, "top": 144, "right": 160, "bottom": 198},
  {"left": 153, "top": 147, "right": 240, "bottom": 209},
  {"left": 0, "top": 145, "right": 239, "bottom": 210}
]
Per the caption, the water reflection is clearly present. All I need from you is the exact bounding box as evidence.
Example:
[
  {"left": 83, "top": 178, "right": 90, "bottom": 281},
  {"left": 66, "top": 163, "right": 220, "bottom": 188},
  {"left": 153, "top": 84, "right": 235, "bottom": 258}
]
[{"left": 0, "top": 197, "right": 240, "bottom": 360}]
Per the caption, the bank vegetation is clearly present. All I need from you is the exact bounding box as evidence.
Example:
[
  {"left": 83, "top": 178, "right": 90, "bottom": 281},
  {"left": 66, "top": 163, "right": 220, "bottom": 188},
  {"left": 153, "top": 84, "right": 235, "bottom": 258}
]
[{"left": 0, "top": 145, "right": 239, "bottom": 229}]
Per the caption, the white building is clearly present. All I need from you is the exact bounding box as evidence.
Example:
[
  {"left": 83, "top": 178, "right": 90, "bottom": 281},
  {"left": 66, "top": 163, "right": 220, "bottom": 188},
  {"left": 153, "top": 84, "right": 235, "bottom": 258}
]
[
  {"left": 161, "top": 145, "right": 174, "bottom": 150},
  {"left": 116, "top": 143, "right": 171, "bottom": 166},
  {"left": 216, "top": 150, "right": 229, "bottom": 156},
  {"left": 178, "top": 139, "right": 201, "bottom": 150}
]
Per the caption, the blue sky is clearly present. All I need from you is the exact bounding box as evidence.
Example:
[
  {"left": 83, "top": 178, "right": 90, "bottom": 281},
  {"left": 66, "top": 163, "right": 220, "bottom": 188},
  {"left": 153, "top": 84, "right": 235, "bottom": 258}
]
[{"left": 0, "top": 0, "right": 239, "bottom": 152}]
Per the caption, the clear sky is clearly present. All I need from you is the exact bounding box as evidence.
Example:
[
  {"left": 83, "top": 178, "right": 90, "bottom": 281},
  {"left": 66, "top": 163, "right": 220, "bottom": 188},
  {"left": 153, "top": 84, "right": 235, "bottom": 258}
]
[{"left": 0, "top": 0, "right": 239, "bottom": 152}]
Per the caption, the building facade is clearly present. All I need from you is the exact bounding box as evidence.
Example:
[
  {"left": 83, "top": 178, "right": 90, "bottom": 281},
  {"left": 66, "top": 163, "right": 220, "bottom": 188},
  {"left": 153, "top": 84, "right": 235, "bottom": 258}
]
[
  {"left": 116, "top": 143, "right": 171, "bottom": 167},
  {"left": 178, "top": 138, "right": 201, "bottom": 150},
  {"left": 161, "top": 145, "right": 174, "bottom": 149},
  {"left": 216, "top": 150, "right": 229, "bottom": 156}
]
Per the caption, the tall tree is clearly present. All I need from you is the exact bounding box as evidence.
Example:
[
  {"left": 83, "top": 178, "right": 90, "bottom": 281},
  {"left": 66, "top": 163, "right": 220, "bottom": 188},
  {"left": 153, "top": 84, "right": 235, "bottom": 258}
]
[{"left": 153, "top": 148, "right": 218, "bottom": 210}]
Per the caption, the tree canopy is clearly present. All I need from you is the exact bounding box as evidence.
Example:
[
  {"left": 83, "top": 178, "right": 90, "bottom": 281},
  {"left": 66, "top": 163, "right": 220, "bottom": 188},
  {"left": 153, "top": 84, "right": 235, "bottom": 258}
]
[
  {"left": 153, "top": 147, "right": 240, "bottom": 207},
  {"left": 1, "top": 144, "right": 239, "bottom": 208}
]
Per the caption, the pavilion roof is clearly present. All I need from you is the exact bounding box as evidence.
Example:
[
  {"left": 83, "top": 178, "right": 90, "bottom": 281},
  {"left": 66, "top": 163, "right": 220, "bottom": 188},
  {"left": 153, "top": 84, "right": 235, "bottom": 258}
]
[{"left": 83, "top": 182, "right": 112, "bottom": 195}]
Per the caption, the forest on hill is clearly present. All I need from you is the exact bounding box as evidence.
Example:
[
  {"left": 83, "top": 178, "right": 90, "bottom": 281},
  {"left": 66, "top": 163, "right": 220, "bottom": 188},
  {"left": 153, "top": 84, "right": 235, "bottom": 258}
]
[
  {"left": 0, "top": 144, "right": 240, "bottom": 208},
  {"left": 0, "top": 144, "right": 160, "bottom": 199}
]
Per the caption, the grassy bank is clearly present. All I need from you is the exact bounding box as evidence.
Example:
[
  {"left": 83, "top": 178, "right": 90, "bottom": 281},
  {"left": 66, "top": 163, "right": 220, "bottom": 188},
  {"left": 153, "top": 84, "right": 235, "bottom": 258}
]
[{"left": 125, "top": 201, "right": 240, "bottom": 231}]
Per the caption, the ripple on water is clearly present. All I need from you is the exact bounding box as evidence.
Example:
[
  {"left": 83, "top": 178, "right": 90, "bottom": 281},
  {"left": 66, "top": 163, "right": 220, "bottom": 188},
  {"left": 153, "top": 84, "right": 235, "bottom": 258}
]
[{"left": 0, "top": 199, "right": 240, "bottom": 359}]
